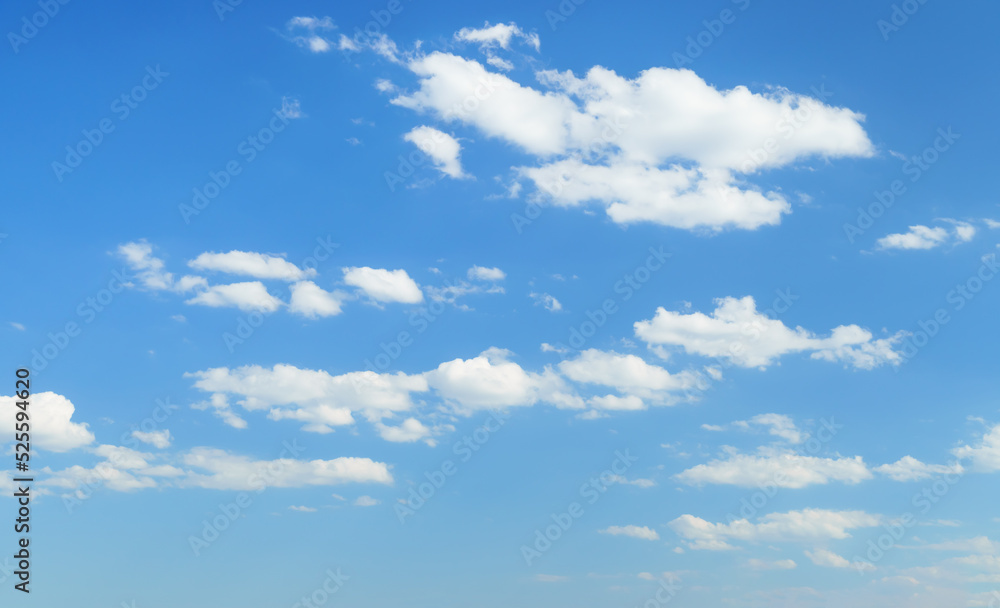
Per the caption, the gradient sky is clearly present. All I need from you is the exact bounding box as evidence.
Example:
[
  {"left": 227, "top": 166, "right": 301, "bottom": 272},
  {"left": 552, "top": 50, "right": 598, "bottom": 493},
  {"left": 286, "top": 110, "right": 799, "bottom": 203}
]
[{"left": 2, "top": 1, "right": 1000, "bottom": 606}]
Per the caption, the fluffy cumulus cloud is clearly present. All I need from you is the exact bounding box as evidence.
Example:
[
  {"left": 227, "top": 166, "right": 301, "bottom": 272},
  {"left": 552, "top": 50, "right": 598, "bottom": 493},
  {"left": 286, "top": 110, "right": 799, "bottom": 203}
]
[
  {"left": 369, "top": 29, "right": 873, "bottom": 231},
  {"left": 558, "top": 349, "right": 703, "bottom": 407},
  {"left": 343, "top": 266, "right": 424, "bottom": 304},
  {"left": 186, "top": 364, "right": 429, "bottom": 433},
  {"left": 181, "top": 447, "right": 393, "bottom": 490},
  {"left": 599, "top": 525, "right": 660, "bottom": 541},
  {"left": 876, "top": 220, "right": 977, "bottom": 251},
  {"left": 674, "top": 447, "right": 872, "bottom": 489},
  {"left": 185, "top": 281, "right": 284, "bottom": 313},
  {"left": 467, "top": 265, "right": 506, "bottom": 281},
  {"left": 404, "top": 126, "right": 469, "bottom": 179},
  {"left": 188, "top": 250, "right": 316, "bottom": 281},
  {"left": 288, "top": 281, "right": 345, "bottom": 318},
  {"left": 131, "top": 429, "right": 172, "bottom": 449},
  {"left": 634, "top": 296, "right": 904, "bottom": 369},
  {"left": 669, "top": 509, "right": 882, "bottom": 551},
  {"left": 424, "top": 347, "right": 576, "bottom": 412},
  {"left": 1, "top": 392, "right": 95, "bottom": 452}
]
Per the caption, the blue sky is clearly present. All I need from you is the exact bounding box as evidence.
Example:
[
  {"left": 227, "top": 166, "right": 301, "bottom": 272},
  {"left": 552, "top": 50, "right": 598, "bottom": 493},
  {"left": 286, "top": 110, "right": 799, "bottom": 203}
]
[{"left": 2, "top": 0, "right": 1000, "bottom": 606}]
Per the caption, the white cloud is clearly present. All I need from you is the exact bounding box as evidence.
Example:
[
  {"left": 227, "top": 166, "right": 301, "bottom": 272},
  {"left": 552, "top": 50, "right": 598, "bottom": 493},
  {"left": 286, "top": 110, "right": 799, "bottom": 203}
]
[
  {"left": 181, "top": 447, "right": 392, "bottom": 489},
  {"left": 288, "top": 281, "right": 345, "bottom": 318},
  {"left": 0, "top": 392, "right": 94, "bottom": 452},
  {"left": 635, "top": 296, "right": 904, "bottom": 369},
  {"left": 529, "top": 291, "right": 562, "bottom": 312},
  {"left": 746, "top": 558, "right": 797, "bottom": 570},
  {"left": 805, "top": 548, "right": 875, "bottom": 571},
  {"left": 669, "top": 509, "right": 882, "bottom": 550},
  {"left": 875, "top": 456, "right": 964, "bottom": 482},
  {"left": 384, "top": 46, "right": 872, "bottom": 232},
  {"left": 534, "top": 574, "right": 570, "bottom": 583},
  {"left": 343, "top": 267, "right": 423, "bottom": 304},
  {"left": 876, "top": 221, "right": 976, "bottom": 251},
  {"left": 289, "top": 505, "right": 317, "bottom": 512},
  {"left": 186, "top": 364, "right": 428, "bottom": 433},
  {"left": 599, "top": 525, "right": 660, "bottom": 541},
  {"left": 188, "top": 250, "right": 315, "bottom": 281},
  {"left": 131, "top": 429, "right": 172, "bottom": 449},
  {"left": 587, "top": 394, "right": 645, "bottom": 411},
  {"left": 953, "top": 423, "right": 1000, "bottom": 472},
  {"left": 742, "top": 413, "right": 804, "bottom": 444},
  {"left": 10, "top": 322, "right": 25, "bottom": 331},
  {"left": 354, "top": 495, "right": 380, "bottom": 507},
  {"left": 424, "top": 348, "right": 580, "bottom": 413},
  {"left": 913, "top": 537, "right": 1000, "bottom": 554},
  {"left": 185, "top": 282, "right": 284, "bottom": 313},
  {"left": 454, "top": 22, "right": 540, "bottom": 51},
  {"left": 404, "top": 126, "right": 469, "bottom": 179},
  {"left": 558, "top": 349, "right": 701, "bottom": 404},
  {"left": 118, "top": 241, "right": 206, "bottom": 293},
  {"left": 286, "top": 16, "right": 335, "bottom": 53},
  {"left": 468, "top": 265, "right": 506, "bottom": 281},
  {"left": 674, "top": 447, "right": 872, "bottom": 489}
]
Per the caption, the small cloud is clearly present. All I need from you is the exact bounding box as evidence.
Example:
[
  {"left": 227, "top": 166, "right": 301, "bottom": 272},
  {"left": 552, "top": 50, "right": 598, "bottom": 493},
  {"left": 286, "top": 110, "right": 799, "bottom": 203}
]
[
  {"left": 354, "top": 495, "right": 380, "bottom": 507},
  {"left": 529, "top": 292, "right": 562, "bottom": 312},
  {"left": 289, "top": 505, "right": 318, "bottom": 512},
  {"left": 346, "top": 137, "right": 362, "bottom": 146},
  {"left": 468, "top": 266, "right": 506, "bottom": 281},
  {"left": 170, "top": 315, "right": 187, "bottom": 323},
  {"left": 534, "top": 574, "right": 569, "bottom": 583},
  {"left": 599, "top": 525, "right": 660, "bottom": 541},
  {"left": 9, "top": 322, "right": 25, "bottom": 331}
]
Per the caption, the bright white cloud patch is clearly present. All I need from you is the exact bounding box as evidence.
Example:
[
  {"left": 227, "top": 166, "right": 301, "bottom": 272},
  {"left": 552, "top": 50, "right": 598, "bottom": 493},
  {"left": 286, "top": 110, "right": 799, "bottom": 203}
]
[
  {"left": 185, "top": 282, "right": 284, "bottom": 313},
  {"left": 634, "top": 296, "right": 904, "bottom": 369},
  {"left": 404, "top": 126, "right": 468, "bottom": 179},
  {"left": 381, "top": 37, "right": 873, "bottom": 231},
  {"left": 599, "top": 525, "right": 660, "bottom": 541},
  {"left": 674, "top": 448, "right": 872, "bottom": 489},
  {"left": 529, "top": 291, "right": 562, "bottom": 312},
  {"left": 0, "top": 392, "right": 94, "bottom": 452},
  {"left": 186, "top": 364, "right": 428, "bottom": 433},
  {"left": 288, "top": 281, "right": 345, "bottom": 318},
  {"left": 188, "top": 250, "right": 315, "bottom": 281},
  {"left": 746, "top": 559, "right": 797, "bottom": 570},
  {"left": 558, "top": 349, "right": 701, "bottom": 406},
  {"left": 343, "top": 267, "right": 423, "bottom": 304},
  {"left": 876, "top": 221, "right": 976, "bottom": 251},
  {"left": 670, "top": 509, "right": 881, "bottom": 551},
  {"left": 181, "top": 447, "right": 392, "bottom": 489}
]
